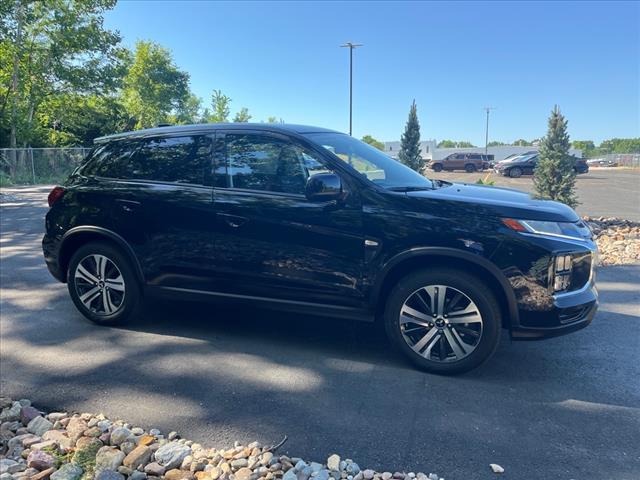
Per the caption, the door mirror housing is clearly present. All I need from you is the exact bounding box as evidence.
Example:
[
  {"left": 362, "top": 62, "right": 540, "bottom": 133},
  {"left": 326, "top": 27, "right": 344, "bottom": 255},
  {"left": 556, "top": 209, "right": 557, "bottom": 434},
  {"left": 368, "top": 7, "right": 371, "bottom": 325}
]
[{"left": 305, "top": 173, "right": 344, "bottom": 202}]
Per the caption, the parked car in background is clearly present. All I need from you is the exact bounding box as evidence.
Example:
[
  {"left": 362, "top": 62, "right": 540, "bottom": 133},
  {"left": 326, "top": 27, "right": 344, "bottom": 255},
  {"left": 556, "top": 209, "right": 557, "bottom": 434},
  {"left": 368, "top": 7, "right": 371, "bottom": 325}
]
[
  {"left": 42, "top": 123, "right": 598, "bottom": 374},
  {"left": 429, "top": 153, "right": 490, "bottom": 172},
  {"left": 495, "top": 154, "right": 589, "bottom": 178},
  {"left": 586, "top": 158, "right": 618, "bottom": 167}
]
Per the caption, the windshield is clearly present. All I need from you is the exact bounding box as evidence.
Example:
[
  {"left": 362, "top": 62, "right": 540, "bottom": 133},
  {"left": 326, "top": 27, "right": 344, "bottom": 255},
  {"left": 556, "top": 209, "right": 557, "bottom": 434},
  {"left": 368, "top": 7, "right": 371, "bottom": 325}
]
[{"left": 303, "top": 132, "right": 434, "bottom": 190}]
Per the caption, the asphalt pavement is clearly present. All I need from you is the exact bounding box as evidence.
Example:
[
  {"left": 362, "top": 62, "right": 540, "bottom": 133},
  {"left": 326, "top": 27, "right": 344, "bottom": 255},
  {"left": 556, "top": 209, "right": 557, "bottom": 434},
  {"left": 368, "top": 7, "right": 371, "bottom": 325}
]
[
  {"left": 429, "top": 168, "right": 640, "bottom": 221},
  {"left": 1, "top": 186, "right": 639, "bottom": 480}
]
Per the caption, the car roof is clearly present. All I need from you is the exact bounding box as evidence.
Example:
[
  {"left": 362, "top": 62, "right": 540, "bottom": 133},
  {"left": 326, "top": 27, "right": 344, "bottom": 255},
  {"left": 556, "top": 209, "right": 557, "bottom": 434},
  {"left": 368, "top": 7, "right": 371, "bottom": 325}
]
[{"left": 94, "top": 123, "right": 342, "bottom": 144}]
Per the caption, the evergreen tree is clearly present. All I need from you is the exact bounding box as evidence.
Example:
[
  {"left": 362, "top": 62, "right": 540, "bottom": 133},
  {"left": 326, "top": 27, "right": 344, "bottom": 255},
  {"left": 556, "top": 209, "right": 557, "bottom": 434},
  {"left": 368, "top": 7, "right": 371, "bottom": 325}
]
[
  {"left": 533, "top": 106, "right": 578, "bottom": 208},
  {"left": 398, "top": 100, "right": 423, "bottom": 172}
]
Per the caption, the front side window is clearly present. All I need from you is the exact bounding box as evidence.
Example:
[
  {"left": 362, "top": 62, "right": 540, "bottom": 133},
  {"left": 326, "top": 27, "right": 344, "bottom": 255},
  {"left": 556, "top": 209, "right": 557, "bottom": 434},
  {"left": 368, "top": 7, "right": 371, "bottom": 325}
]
[
  {"left": 303, "top": 132, "right": 434, "bottom": 191},
  {"left": 223, "top": 134, "right": 328, "bottom": 195},
  {"left": 129, "top": 135, "right": 212, "bottom": 184}
]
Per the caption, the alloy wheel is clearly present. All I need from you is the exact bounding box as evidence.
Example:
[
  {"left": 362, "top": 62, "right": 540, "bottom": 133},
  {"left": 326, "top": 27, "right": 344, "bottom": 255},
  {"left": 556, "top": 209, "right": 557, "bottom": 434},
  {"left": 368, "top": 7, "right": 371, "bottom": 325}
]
[
  {"left": 74, "top": 254, "right": 126, "bottom": 315},
  {"left": 399, "top": 284, "right": 483, "bottom": 362}
]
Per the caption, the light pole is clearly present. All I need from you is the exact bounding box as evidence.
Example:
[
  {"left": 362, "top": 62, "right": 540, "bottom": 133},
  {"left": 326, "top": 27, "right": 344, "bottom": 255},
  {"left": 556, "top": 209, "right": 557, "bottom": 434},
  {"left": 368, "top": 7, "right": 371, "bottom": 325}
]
[
  {"left": 483, "top": 107, "right": 495, "bottom": 155},
  {"left": 340, "top": 42, "right": 362, "bottom": 136}
]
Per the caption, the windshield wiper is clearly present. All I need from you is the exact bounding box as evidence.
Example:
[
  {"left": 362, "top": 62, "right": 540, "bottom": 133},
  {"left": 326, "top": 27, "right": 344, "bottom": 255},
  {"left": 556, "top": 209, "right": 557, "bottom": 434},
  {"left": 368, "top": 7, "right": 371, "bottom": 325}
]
[{"left": 387, "top": 186, "right": 433, "bottom": 192}]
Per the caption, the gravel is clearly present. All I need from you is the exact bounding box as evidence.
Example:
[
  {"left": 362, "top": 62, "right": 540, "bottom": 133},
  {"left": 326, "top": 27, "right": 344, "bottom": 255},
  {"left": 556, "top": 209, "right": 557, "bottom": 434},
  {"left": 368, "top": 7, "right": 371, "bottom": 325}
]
[
  {"left": 583, "top": 216, "right": 640, "bottom": 265},
  {"left": 0, "top": 398, "right": 445, "bottom": 480}
]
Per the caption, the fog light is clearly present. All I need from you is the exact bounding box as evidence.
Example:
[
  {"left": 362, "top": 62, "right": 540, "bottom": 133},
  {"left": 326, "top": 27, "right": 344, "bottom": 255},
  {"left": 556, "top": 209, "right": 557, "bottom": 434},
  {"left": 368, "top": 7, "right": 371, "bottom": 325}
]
[{"left": 554, "top": 254, "right": 573, "bottom": 292}]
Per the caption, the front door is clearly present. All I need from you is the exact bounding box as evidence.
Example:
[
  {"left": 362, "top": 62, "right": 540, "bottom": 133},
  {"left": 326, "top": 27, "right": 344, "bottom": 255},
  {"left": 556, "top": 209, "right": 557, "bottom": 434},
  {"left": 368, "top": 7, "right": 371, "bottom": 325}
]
[{"left": 210, "top": 131, "right": 365, "bottom": 307}]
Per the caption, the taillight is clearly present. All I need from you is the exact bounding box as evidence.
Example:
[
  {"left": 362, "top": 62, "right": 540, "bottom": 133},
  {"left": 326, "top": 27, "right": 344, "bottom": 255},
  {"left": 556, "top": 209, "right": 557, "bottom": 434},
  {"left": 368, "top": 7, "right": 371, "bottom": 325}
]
[{"left": 47, "top": 186, "right": 66, "bottom": 207}]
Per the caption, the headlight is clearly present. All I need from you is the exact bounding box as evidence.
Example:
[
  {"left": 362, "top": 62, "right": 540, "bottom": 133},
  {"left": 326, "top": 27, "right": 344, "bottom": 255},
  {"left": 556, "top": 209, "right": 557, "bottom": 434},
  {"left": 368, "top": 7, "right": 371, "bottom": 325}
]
[{"left": 501, "top": 218, "right": 592, "bottom": 240}]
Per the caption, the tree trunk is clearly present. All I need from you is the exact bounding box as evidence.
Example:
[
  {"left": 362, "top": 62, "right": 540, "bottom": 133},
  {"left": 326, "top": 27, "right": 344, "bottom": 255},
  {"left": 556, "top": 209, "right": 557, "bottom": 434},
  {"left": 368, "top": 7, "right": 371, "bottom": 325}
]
[{"left": 10, "top": 0, "right": 24, "bottom": 150}]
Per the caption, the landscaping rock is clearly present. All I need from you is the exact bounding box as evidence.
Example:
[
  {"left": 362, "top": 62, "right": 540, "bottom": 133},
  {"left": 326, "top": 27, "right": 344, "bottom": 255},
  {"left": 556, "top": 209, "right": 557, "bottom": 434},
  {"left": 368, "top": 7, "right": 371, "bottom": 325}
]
[
  {"left": 95, "top": 470, "right": 125, "bottom": 480},
  {"left": 50, "top": 463, "right": 83, "bottom": 480},
  {"left": 109, "top": 428, "right": 131, "bottom": 447},
  {"left": 154, "top": 442, "right": 191, "bottom": 470},
  {"left": 65, "top": 418, "right": 87, "bottom": 443},
  {"left": 27, "top": 417, "right": 53, "bottom": 437},
  {"left": 95, "top": 446, "right": 126, "bottom": 473},
  {"left": 27, "top": 450, "right": 55, "bottom": 470},
  {"left": 123, "top": 445, "right": 152, "bottom": 470},
  {"left": 20, "top": 406, "right": 41, "bottom": 425},
  {"left": 327, "top": 455, "right": 340, "bottom": 472}
]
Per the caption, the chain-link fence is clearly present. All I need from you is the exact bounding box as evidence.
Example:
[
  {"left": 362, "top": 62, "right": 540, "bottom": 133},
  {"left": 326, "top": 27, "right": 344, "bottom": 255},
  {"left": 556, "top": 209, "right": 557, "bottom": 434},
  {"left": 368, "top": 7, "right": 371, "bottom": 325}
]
[{"left": 0, "top": 148, "right": 92, "bottom": 186}]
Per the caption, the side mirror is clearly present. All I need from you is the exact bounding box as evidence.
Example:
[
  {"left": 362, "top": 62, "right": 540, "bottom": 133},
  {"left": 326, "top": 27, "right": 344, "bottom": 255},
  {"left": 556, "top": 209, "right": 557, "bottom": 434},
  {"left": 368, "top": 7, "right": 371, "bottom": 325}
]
[{"left": 305, "top": 173, "right": 344, "bottom": 202}]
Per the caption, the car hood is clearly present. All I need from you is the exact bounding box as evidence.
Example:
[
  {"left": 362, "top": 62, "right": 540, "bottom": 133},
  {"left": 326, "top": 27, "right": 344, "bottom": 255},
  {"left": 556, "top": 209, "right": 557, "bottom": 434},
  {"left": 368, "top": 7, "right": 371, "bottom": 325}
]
[{"left": 407, "top": 182, "right": 579, "bottom": 222}]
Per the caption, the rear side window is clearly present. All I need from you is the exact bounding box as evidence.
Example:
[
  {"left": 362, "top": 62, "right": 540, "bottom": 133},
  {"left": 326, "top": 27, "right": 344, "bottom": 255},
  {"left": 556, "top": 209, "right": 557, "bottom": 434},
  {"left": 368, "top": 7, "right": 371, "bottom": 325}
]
[
  {"left": 81, "top": 141, "right": 139, "bottom": 178},
  {"left": 129, "top": 135, "right": 212, "bottom": 184}
]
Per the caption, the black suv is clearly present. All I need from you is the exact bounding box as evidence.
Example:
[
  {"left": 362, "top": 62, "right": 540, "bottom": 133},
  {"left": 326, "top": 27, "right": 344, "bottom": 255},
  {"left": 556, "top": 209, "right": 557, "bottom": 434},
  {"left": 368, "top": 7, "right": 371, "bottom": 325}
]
[{"left": 43, "top": 124, "right": 598, "bottom": 374}]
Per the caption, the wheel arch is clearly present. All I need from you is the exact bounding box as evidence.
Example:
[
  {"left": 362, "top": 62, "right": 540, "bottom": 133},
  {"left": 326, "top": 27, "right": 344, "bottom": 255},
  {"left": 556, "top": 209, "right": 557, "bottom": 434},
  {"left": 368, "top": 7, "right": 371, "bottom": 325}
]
[
  {"left": 372, "top": 248, "right": 519, "bottom": 328},
  {"left": 58, "top": 226, "right": 145, "bottom": 284}
]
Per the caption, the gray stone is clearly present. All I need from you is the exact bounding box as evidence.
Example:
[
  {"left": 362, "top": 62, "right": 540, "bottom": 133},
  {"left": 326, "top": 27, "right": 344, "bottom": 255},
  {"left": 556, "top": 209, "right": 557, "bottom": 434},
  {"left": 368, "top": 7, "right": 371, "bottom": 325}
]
[
  {"left": 315, "top": 470, "right": 330, "bottom": 480},
  {"left": 231, "top": 459, "right": 248, "bottom": 469},
  {"left": 154, "top": 441, "right": 191, "bottom": 470},
  {"left": 283, "top": 470, "right": 298, "bottom": 480},
  {"left": 7, "top": 463, "right": 26, "bottom": 475},
  {"left": 97, "top": 421, "right": 111, "bottom": 432},
  {"left": 0, "top": 473, "right": 13, "bottom": 480},
  {"left": 131, "top": 427, "right": 144, "bottom": 436},
  {"left": 129, "top": 472, "right": 147, "bottom": 480},
  {"left": 149, "top": 429, "right": 161, "bottom": 436},
  {"left": 363, "top": 472, "right": 375, "bottom": 480},
  {"left": 144, "top": 462, "right": 166, "bottom": 476},
  {"left": 0, "top": 403, "right": 22, "bottom": 423},
  {"left": 120, "top": 441, "right": 136, "bottom": 455},
  {"left": 50, "top": 463, "right": 83, "bottom": 480},
  {"left": 95, "top": 446, "right": 126, "bottom": 473},
  {"left": 110, "top": 427, "right": 132, "bottom": 446},
  {"left": 327, "top": 455, "right": 340, "bottom": 472},
  {"left": 95, "top": 470, "right": 125, "bottom": 480},
  {"left": 47, "top": 413, "right": 68, "bottom": 422},
  {"left": 26, "top": 417, "right": 53, "bottom": 437}
]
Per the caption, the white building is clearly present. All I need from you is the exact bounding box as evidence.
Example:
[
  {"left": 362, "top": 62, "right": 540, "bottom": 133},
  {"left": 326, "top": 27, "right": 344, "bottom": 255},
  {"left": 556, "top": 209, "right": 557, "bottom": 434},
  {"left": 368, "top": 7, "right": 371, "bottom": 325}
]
[{"left": 383, "top": 141, "right": 582, "bottom": 161}]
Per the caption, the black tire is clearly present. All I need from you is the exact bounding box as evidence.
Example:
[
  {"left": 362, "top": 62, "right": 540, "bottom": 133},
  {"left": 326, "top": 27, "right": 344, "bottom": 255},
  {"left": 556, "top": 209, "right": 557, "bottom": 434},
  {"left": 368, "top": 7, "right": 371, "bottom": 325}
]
[
  {"left": 509, "top": 167, "right": 522, "bottom": 178},
  {"left": 465, "top": 163, "right": 476, "bottom": 173},
  {"left": 383, "top": 268, "right": 501, "bottom": 374},
  {"left": 67, "top": 242, "right": 142, "bottom": 326},
  {"left": 432, "top": 163, "right": 443, "bottom": 172}
]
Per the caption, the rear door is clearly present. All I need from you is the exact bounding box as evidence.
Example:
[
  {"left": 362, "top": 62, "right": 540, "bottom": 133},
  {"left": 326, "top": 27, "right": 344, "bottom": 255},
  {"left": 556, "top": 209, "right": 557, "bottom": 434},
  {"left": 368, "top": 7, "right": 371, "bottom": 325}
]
[
  {"left": 210, "top": 130, "right": 366, "bottom": 307},
  {"left": 87, "top": 133, "right": 218, "bottom": 290}
]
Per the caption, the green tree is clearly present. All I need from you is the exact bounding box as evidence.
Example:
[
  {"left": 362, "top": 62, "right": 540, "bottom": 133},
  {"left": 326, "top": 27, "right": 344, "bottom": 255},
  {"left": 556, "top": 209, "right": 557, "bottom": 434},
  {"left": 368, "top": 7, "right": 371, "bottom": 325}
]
[
  {"left": 361, "top": 134, "right": 384, "bottom": 150},
  {"left": 571, "top": 140, "right": 595, "bottom": 157},
  {"left": 534, "top": 106, "right": 578, "bottom": 208},
  {"left": 233, "top": 107, "right": 251, "bottom": 122},
  {"left": 1, "top": 0, "right": 125, "bottom": 147},
  {"left": 437, "top": 140, "right": 456, "bottom": 148},
  {"left": 487, "top": 141, "right": 506, "bottom": 147},
  {"left": 513, "top": 139, "right": 533, "bottom": 146},
  {"left": 398, "top": 100, "right": 423, "bottom": 172},
  {"left": 122, "top": 40, "right": 190, "bottom": 129},
  {"left": 171, "top": 93, "right": 202, "bottom": 125},
  {"left": 209, "top": 89, "right": 231, "bottom": 122}
]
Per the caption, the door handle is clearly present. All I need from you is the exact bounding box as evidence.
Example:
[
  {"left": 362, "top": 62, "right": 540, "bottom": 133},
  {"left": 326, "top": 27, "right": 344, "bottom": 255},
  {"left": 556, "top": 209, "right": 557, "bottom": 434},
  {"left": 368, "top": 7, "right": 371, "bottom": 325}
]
[
  {"left": 115, "top": 199, "right": 141, "bottom": 213},
  {"left": 217, "top": 213, "right": 248, "bottom": 228}
]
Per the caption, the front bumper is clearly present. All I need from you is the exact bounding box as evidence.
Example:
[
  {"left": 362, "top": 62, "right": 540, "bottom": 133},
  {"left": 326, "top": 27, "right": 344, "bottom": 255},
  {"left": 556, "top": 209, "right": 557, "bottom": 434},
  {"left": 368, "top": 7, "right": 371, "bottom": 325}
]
[{"left": 510, "top": 281, "right": 598, "bottom": 339}]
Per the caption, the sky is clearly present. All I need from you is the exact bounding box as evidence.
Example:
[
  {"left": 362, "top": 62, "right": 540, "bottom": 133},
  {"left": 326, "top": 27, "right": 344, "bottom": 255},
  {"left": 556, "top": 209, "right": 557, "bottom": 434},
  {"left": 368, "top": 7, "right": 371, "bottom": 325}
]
[{"left": 104, "top": 1, "right": 640, "bottom": 145}]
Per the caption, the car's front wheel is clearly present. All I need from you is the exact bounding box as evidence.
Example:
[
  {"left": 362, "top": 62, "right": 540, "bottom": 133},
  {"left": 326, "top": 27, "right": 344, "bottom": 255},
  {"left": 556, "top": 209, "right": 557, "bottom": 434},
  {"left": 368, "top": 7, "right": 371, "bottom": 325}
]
[
  {"left": 67, "top": 242, "right": 141, "bottom": 326},
  {"left": 431, "top": 163, "right": 443, "bottom": 172},
  {"left": 509, "top": 167, "right": 522, "bottom": 178},
  {"left": 384, "top": 268, "right": 501, "bottom": 374},
  {"left": 465, "top": 163, "right": 476, "bottom": 173}
]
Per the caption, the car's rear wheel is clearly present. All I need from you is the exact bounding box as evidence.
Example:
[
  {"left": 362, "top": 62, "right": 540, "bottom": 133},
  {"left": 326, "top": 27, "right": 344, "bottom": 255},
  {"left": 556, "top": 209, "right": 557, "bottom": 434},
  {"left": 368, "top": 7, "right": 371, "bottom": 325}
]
[
  {"left": 67, "top": 242, "right": 141, "bottom": 326},
  {"left": 509, "top": 167, "right": 522, "bottom": 178},
  {"left": 432, "top": 163, "right": 443, "bottom": 172},
  {"left": 384, "top": 268, "right": 501, "bottom": 374},
  {"left": 465, "top": 163, "right": 476, "bottom": 173}
]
